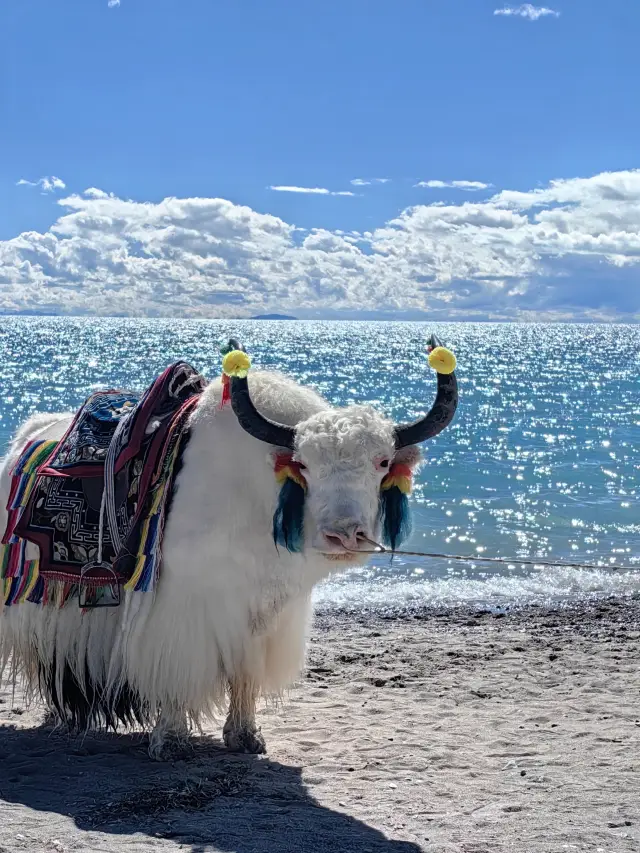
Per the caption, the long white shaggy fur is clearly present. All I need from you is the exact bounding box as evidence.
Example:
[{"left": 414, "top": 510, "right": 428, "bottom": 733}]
[{"left": 0, "top": 370, "right": 402, "bottom": 755}]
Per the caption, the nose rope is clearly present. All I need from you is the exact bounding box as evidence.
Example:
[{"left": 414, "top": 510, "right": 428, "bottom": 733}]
[{"left": 353, "top": 536, "right": 636, "bottom": 574}]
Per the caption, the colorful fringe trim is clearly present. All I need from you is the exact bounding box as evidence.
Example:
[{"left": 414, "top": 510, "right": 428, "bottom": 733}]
[
  {"left": 1, "top": 440, "right": 59, "bottom": 606},
  {"left": 2, "top": 542, "right": 41, "bottom": 606},
  {"left": 124, "top": 397, "right": 197, "bottom": 594},
  {"left": 2, "top": 439, "right": 58, "bottom": 547}
]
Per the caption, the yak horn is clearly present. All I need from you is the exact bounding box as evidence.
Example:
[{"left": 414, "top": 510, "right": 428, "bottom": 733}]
[
  {"left": 225, "top": 341, "right": 296, "bottom": 449},
  {"left": 393, "top": 334, "right": 458, "bottom": 449},
  {"left": 226, "top": 334, "right": 456, "bottom": 451}
]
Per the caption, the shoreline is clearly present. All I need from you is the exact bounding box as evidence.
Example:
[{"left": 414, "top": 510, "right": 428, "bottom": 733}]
[
  {"left": 1, "top": 597, "right": 639, "bottom": 852},
  {"left": 315, "top": 592, "right": 640, "bottom": 625}
]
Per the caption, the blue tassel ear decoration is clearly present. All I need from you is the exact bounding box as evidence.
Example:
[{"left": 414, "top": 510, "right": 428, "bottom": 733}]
[
  {"left": 379, "top": 486, "right": 412, "bottom": 552},
  {"left": 273, "top": 478, "right": 306, "bottom": 553}
]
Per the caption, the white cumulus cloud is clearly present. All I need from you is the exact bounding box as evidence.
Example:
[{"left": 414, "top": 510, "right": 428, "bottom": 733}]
[
  {"left": 1, "top": 170, "right": 640, "bottom": 321},
  {"left": 416, "top": 180, "right": 492, "bottom": 191},
  {"left": 494, "top": 4, "right": 560, "bottom": 20},
  {"left": 107, "top": 0, "right": 121, "bottom": 7},
  {"left": 17, "top": 176, "right": 66, "bottom": 193},
  {"left": 83, "top": 188, "right": 111, "bottom": 199}
]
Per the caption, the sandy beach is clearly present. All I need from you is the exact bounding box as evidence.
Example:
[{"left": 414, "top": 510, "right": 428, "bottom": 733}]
[{"left": 0, "top": 599, "right": 639, "bottom": 853}]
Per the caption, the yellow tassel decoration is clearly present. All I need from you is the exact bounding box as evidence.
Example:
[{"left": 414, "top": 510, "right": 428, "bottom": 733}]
[
  {"left": 222, "top": 350, "right": 251, "bottom": 379},
  {"left": 428, "top": 346, "right": 457, "bottom": 375}
]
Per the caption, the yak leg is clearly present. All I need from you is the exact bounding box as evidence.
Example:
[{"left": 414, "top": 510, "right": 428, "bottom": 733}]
[
  {"left": 223, "top": 677, "right": 266, "bottom": 754},
  {"left": 148, "top": 707, "right": 190, "bottom": 760}
]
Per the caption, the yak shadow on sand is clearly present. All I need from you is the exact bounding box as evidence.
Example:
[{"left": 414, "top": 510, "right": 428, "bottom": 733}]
[{"left": 0, "top": 722, "right": 419, "bottom": 853}]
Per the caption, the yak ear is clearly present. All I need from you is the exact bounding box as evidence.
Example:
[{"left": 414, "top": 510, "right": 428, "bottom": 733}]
[{"left": 392, "top": 444, "right": 422, "bottom": 469}]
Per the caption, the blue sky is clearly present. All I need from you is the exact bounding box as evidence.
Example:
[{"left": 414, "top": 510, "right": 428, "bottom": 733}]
[{"left": 2, "top": 1, "right": 640, "bottom": 320}]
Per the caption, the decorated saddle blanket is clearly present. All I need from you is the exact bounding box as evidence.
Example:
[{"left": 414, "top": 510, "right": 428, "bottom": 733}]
[{"left": 1, "top": 362, "right": 207, "bottom": 607}]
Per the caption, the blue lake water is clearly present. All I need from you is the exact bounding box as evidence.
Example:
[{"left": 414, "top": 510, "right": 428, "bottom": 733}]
[{"left": 1, "top": 318, "right": 639, "bottom": 611}]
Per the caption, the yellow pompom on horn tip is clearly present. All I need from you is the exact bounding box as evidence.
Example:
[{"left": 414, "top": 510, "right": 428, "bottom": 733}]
[
  {"left": 428, "top": 346, "right": 457, "bottom": 375},
  {"left": 222, "top": 350, "right": 251, "bottom": 379}
]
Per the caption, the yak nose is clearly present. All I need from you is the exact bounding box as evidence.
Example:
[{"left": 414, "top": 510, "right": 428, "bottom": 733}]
[{"left": 322, "top": 524, "right": 366, "bottom": 552}]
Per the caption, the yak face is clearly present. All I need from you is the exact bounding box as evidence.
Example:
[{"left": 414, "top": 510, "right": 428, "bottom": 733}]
[
  {"left": 226, "top": 334, "right": 457, "bottom": 559},
  {"left": 288, "top": 406, "right": 419, "bottom": 562}
]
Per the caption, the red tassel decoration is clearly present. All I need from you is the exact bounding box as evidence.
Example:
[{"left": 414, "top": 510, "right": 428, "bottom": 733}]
[
  {"left": 273, "top": 453, "right": 307, "bottom": 490},
  {"left": 219, "top": 374, "right": 231, "bottom": 409}
]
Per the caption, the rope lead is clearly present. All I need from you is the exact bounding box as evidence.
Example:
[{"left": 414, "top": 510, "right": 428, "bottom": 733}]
[{"left": 353, "top": 539, "right": 637, "bottom": 574}]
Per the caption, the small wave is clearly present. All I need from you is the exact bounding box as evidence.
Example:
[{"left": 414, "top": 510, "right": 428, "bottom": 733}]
[{"left": 313, "top": 565, "right": 640, "bottom": 612}]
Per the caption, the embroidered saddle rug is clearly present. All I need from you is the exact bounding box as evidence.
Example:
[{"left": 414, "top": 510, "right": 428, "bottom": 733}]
[{"left": 1, "top": 362, "right": 207, "bottom": 608}]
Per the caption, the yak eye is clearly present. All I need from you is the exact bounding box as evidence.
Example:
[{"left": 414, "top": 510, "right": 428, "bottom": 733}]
[
  {"left": 298, "top": 462, "right": 307, "bottom": 471},
  {"left": 379, "top": 459, "right": 390, "bottom": 469}
]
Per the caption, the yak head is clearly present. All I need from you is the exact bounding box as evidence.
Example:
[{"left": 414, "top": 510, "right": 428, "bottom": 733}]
[
  {"left": 225, "top": 336, "right": 458, "bottom": 562},
  {"left": 288, "top": 406, "right": 420, "bottom": 562}
]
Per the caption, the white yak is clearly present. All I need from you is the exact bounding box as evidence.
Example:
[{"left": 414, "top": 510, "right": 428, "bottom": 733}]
[{"left": 0, "top": 337, "right": 457, "bottom": 757}]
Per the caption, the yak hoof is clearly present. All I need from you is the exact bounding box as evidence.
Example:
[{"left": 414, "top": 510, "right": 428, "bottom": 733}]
[
  {"left": 223, "top": 726, "right": 266, "bottom": 755},
  {"left": 148, "top": 713, "right": 190, "bottom": 761},
  {"left": 148, "top": 731, "right": 192, "bottom": 761}
]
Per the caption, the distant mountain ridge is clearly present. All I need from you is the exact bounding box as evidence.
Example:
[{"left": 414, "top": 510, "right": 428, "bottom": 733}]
[{"left": 251, "top": 313, "right": 297, "bottom": 320}]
